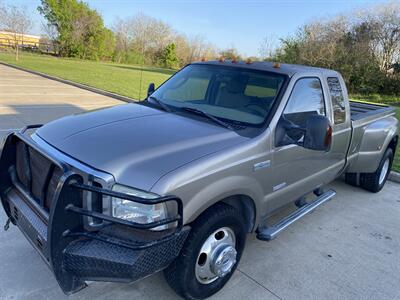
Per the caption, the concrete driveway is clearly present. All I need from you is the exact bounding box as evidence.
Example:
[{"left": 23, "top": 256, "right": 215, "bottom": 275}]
[
  {"left": 0, "top": 64, "right": 400, "bottom": 300},
  {"left": 0, "top": 64, "right": 121, "bottom": 140}
]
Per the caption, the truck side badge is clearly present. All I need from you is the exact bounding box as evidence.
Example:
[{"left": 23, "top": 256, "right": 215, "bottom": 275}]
[
  {"left": 273, "top": 182, "right": 287, "bottom": 191},
  {"left": 253, "top": 160, "right": 271, "bottom": 171}
]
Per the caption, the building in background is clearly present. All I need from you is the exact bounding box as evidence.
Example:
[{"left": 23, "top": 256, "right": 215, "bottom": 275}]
[{"left": 0, "top": 30, "right": 41, "bottom": 50}]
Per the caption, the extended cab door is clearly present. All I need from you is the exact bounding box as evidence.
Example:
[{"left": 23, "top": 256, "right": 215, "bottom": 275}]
[{"left": 266, "top": 74, "right": 346, "bottom": 213}]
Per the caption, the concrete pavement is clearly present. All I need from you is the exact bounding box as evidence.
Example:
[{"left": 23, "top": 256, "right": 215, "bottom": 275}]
[
  {"left": 0, "top": 64, "right": 121, "bottom": 140},
  {"left": 0, "top": 64, "right": 400, "bottom": 300}
]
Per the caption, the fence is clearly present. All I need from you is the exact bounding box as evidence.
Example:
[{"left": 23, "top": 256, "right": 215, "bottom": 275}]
[{"left": 0, "top": 37, "right": 57, "bottom": 55}]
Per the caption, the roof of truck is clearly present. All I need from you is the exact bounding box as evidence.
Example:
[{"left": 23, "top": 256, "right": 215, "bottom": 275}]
[{"left": 192, "top": 60, "right": 340, "bottom": 77}]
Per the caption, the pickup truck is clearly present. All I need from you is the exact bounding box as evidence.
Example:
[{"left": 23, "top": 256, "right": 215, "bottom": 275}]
[{"left": 1, "top": 61, "right": 398, "bottom": 299}]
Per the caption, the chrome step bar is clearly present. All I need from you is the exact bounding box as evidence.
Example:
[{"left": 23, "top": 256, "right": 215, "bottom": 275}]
[{"left": 257, "top": 189, "right": 336, "bottom": 241}]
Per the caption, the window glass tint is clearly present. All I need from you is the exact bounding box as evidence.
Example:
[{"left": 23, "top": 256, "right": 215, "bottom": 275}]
[
  {"left": 163, "top": 68, "right": 211, "bottom": 101},
  {"left": 284, "top": 78, "right": 325, "bottom": 127},
  {"left": 327, "top": 77, "right": 346, "bottom": 124},
  {"left": 275, "top": 78, "right": 325, "bottom": 147},
  {"left": 153, "top": 65, "right": 285, "bottom": 126},
  {"left": 244, "top": 76, "right": 279, "bottom": 98}
]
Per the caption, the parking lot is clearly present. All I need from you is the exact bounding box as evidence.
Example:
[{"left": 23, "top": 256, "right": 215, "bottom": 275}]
[{"left": 0, "top": 64, "right": 400, "bottom": 300}]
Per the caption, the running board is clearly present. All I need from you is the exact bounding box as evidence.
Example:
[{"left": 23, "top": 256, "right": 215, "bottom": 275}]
[{"left": 257, "top": 189, "right": 336, "bottom": 241}]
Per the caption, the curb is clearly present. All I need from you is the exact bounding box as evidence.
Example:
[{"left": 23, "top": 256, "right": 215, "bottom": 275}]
[
  {"left": 389, "top": 171, "right": 400, "bottom": 183},
  {"left": 0, "top": 61, "right": 137, "bottom": 103}
]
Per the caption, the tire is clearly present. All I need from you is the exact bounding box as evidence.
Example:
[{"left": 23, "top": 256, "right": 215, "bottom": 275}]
[
  {"left": 360, "top": 148, "right": 393, "bottom": 193},
  {"left": 345, "top": 172, "right": 359, "bottom": 187},
  {"left": 164, "top": 202, "right": 247, "bottom": 300}
]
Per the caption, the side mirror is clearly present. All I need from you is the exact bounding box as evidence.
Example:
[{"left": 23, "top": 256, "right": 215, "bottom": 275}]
[
  {"left": 303, "top": 115, "right": 332, "bottom": 151},
  {"left": 147, "top": 83, "right": 155, "bottom": 97}
]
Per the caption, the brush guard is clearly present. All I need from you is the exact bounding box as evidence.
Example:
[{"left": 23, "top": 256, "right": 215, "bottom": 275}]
[{"left": 0, "top": 126, "right": 189, "bottom": 295}]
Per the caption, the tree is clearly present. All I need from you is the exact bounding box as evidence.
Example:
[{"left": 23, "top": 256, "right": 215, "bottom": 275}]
[
  {"left": 219, "top": 47, "right": 241, "bottom": 60},
  {"left": 271, "top": 4, "right": 400, "bottom": 96},
  {"left": 0, "top": 4, "right": 32, "bottom": 61},
  {"left": 113, "top": 13, "right": 174, "bottom": 65},
  {"left": 361, "top": 2, "right": 400, "bottom": 71},
  {"left": 38, "top": 0, "right": 115, "bottom": 60},
  {"left": 41, "top": 20, "right": 59, "bottom": 54},
  {"left": 259, "top": 35, "right": 279, "bottom": 60},
  {"left": 173, "top": 34, "right": 217, "bottom": 65},
  {"left": 159, "top": 43, "right": 179, "bottom": 69}
]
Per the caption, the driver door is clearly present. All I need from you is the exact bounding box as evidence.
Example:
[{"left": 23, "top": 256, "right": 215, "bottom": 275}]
[{"left": 267, "top": 77, "right": 333, "bottom": 212}]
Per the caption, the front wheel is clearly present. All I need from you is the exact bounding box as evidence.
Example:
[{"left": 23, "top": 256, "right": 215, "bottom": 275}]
[
  {"left": 360, "top": 148, "right": 393, "bottom": 193},
  {"left": 164, "top": 202, "right": 246, "bottom": 300}
]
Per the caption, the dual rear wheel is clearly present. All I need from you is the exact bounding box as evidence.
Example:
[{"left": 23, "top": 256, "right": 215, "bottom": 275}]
[{"left": 345, "top": 148, "right": 394, "bottom": 193}]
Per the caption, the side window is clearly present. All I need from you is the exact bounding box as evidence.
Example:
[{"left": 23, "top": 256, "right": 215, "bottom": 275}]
[
  {"left": 284, "top": 78, "right": 325, "bottom": 126},
  {"left": 327, "top": 77, "right": 346, "bottom": 124},
  {"left": 276, "top": 78, "right": 325, "bottom": 147}
]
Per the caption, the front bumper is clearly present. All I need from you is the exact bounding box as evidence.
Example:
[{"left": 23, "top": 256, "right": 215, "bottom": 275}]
[{"left": 0, "top": 127, "right": 189, "bottom": 294}]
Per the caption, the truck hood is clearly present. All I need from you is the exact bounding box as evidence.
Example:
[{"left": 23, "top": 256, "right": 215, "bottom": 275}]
[{"left": 37, "top": 103, "right": 248, "bottom": 190}]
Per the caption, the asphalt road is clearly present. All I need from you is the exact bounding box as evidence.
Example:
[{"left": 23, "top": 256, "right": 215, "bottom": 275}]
[{"left": 0, "top": 64, "right": 400, "bottom": 300}]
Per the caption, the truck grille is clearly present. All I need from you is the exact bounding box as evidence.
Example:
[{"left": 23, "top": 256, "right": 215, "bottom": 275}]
[{"left": 15, "top": 140, "right": 63, "bottom": 212}]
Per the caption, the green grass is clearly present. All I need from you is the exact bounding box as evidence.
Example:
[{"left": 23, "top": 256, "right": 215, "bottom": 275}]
[
  {"left": 351, "top": 93, "right": 400, "bottom": 106},
  {"left": 0, "top": 51, "right": 176, "bottom": 100},
  {"left": 0, "top": 51, "right": 399, "bottom": 172}
]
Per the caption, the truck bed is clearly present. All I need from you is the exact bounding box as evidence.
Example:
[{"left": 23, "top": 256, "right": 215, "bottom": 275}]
[{"left": 350, "top": 101, "right": 394, "bottom": 121}]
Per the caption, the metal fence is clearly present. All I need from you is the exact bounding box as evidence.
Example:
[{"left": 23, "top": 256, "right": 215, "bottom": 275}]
[{"left": 0, "top": 37, "right": 57, "bottom": 54}]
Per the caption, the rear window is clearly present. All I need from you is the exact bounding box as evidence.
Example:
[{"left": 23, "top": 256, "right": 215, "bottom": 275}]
[
  {"left": 244, "top": 76, "right": 280, "bottom": 98},
  {"left": 327, "top": 77, "right": 346, "bottom": 124}
]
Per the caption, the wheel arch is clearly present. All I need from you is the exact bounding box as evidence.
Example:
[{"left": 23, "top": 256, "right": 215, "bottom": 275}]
[
  {"left": 388, "top": 135, "right": 398, "bottom": 155},
  {"left": 221, "top": 194, "right": 256, "bottom": 233},
  {"left": 347, "top": 117, "right": 398, "bottom": 173}
]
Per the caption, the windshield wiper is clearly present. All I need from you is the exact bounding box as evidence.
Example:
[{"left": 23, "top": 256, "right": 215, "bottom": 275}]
[
  {"left": 148, "top": 96, "right": 172, "bottom": 112},
  {"left": 181, "top": 106, "right": 235, "bottom": 130}
]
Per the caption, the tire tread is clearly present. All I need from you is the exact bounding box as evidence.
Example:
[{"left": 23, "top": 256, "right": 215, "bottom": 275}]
[{"left": 164, "top": 202, "right": 245, "bottom": 300}]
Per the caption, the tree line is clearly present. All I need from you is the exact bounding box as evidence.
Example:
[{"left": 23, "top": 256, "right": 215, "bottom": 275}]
[
  {"left": 35, "top": 0, "right": 227, "bottom": 68},
  {"left": 1, "top": 0, "right": 400, "bottom": 96},
  {"left": 268, "top": 2, "right": 400, "bottom": 96}
]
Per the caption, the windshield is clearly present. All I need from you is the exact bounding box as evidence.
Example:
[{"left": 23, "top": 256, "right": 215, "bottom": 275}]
[{"left": 150, "top": 64, "right": 286, "bottom": 126}]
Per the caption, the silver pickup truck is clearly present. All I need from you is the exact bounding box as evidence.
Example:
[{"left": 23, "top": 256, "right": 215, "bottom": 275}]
[{"left": 1, "top": 61, "right": 398, "bottom": 299}]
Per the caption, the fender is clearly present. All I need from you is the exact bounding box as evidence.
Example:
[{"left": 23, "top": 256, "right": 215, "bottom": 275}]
[
  {"left": 182, "top": 174, "right": 263, "bottom": 226},
  {"left": 347, "top": 116, "right": 399, "bottom": 173}
]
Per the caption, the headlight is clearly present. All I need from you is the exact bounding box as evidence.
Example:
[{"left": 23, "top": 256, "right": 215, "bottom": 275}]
[{"left": 111, "top": 184, "right": 168, "bottom": 230}]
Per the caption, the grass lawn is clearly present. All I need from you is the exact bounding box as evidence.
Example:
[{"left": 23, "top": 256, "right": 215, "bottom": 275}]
[
  {"left": 0, "top": 51, "right": 399, "bottom": 172},
  {"left": 0, "top": 51, "right": 175, "bottom": 100}
]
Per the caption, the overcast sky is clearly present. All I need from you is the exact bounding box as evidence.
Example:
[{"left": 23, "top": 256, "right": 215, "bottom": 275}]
[{"left": 3, "top": 0, "right": 395, "bottom": 57}]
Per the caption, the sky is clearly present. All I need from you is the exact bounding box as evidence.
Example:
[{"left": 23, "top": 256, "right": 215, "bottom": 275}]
[{"left": 2, "top": 0, "right": 395, "bottom": 57}]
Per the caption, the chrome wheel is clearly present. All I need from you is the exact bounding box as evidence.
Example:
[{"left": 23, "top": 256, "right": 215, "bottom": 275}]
[
  {"left": 379, "top": 158, "right": 390, "bottom": 185},
  {"left": 195, "top": 227, "right": 237, "bottom": 284}
]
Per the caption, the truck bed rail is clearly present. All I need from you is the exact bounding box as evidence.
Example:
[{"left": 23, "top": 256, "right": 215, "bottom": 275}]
[{"left": 350, "top": 101, "right": 394, "bottom": 121}]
